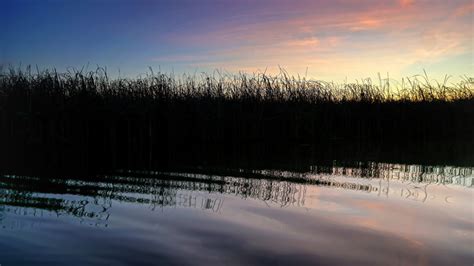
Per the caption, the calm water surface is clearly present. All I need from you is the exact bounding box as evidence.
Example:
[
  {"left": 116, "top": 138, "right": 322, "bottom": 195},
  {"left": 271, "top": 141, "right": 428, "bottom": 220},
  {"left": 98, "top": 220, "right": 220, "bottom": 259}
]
[{"left": 0, "top": 163, "right": 473, "bottom": 265}]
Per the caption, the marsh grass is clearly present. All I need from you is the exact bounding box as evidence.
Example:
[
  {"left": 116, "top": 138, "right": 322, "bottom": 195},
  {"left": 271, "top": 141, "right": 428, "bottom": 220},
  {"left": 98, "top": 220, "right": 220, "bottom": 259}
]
[{"left": 0, "top": 66, "right": 473, "bottom": 175}]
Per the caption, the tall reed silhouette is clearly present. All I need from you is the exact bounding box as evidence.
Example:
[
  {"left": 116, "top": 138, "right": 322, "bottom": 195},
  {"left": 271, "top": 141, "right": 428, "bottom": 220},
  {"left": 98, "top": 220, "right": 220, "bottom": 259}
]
[{"left": 0, "top": 66, "right": 473, "bottom": 175}]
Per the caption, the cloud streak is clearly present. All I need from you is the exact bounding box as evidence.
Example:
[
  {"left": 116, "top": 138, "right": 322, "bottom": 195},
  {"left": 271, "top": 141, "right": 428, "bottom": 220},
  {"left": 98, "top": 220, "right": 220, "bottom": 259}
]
[{"left": 151, "top": 0, "right": 472, "bottom": 81}]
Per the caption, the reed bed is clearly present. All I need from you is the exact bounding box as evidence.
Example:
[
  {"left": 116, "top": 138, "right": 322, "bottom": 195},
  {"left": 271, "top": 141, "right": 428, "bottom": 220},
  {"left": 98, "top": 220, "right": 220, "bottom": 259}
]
[
  {"left": 0, "top": 66, "right": 473, "bottom": 175},
  {"left": 2, "top": 67, "right": 472, "bottom": 103}
]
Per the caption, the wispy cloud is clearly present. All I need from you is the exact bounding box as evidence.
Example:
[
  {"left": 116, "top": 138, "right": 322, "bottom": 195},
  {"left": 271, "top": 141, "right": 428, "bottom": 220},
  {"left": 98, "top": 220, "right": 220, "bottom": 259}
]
[{"left": 150, "top": 0, "right": 473, "bottom": 81}]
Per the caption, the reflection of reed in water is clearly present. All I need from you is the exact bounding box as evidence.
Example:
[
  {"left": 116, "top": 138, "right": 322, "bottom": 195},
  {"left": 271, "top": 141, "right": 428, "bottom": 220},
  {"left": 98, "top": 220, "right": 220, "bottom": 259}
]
[
  {"left": 107, "top": 174, "right": 308, "bottom": 208},
  {"left": 221, "top": 176, "right": 306, "bottom": 207},
  {"left": 324, "top": 162, "right": 473, "bottom": 187},
  {"left": 1, "top": 163, "right": 470, "bottom": 228},
  {"left": 251, "top": 163, "right": 472, "bottom": 187},
  {"left": 247, "top": 162, "right": 473, "bottom": 187},
  {"left": 0, "top": 186, "right": 113, "bottom": 228},
  {"left": 224, "top": 162, "right": 472, "bottom": 203},
  {"left": 308, "top": 163, "right": 473, "bottom": 202},
  {"left": 0, "top": 173, "right": 307, "bottom": 227}
]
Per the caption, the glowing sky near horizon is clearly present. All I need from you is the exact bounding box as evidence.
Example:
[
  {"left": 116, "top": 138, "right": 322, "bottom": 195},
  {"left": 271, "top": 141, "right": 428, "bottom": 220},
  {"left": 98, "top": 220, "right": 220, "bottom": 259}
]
[{"left": 1, "top": 0, "right": 473, "bottom": 82}]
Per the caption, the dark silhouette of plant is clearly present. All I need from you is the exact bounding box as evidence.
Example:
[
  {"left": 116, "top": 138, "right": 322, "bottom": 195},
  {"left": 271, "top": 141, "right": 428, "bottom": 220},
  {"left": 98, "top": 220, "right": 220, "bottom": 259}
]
[{"left": 0, "top": 66, "right": 473, "bottom": 175}]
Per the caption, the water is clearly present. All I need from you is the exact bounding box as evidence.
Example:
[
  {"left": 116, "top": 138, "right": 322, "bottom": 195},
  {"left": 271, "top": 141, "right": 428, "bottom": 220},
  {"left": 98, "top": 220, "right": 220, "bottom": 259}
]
[{"left": 0, "top": 163, "right": 473, "bottom": 265}]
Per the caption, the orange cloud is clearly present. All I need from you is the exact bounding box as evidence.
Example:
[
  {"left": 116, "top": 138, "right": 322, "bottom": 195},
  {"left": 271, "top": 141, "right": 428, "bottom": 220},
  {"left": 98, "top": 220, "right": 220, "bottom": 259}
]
[
  {"left": 154, "top": 1, "right": 472, "bottom": 82},
  {"left": 400, "top": 0, "right": 414, "bottom": 8},
  {"left": 350, "top": 18, "right": 383, "bottom": 31},
  {"left": 286, "top": 37, "right": 320, "bottom": 47}
]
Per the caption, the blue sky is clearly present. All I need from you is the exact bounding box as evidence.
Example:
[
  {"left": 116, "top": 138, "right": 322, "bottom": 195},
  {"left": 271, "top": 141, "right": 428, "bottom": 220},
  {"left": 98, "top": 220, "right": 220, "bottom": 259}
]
[{"left": 1, "top": 0, "right": 473, "bottom": 82}]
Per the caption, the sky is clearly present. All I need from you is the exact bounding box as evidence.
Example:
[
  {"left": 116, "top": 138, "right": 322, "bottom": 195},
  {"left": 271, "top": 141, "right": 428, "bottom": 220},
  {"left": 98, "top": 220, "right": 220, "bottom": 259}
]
[{"left": 1, "top": 0, "right": 473, "bottom": 82}]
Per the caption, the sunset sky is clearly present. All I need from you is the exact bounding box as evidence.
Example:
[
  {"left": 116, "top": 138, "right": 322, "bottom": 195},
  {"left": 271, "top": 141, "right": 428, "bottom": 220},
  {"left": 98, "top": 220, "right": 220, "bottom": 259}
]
[{"left": 2, "top": 0, "right": 473, "bottom": 82}]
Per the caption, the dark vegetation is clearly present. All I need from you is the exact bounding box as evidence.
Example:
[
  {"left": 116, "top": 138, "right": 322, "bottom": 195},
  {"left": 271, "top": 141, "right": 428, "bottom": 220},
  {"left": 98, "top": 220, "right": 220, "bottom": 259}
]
[{"left": 0, "top": 66, "right": 473, "bottom": 176}]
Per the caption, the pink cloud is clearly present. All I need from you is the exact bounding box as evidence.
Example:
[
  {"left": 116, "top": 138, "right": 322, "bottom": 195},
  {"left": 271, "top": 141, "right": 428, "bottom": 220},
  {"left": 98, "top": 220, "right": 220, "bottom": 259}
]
[
  {"left": 454, "top": 2, "right": 474, "bottom": 17},
  {"left": 152, "top": 1, "right": 472, "bottom": 81},
  {"left": 286, "top": 37, "right": 320, "bottom": 47},
  {"left": 349, "top": 18, "right": 383, "bottom": 31},
  {"left": 399, "top": 0, "right": 414, "bottom": 8}
]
